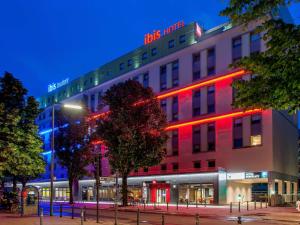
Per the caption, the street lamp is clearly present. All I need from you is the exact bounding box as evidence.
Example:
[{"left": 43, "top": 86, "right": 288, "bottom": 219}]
[{"left": 50, "top": 103, "right": 82, "bottom": 216}]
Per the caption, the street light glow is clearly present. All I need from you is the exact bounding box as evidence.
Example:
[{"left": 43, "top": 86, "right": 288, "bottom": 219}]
[{"left": 63, "top": 104, "right": 83, "bottom": 110}]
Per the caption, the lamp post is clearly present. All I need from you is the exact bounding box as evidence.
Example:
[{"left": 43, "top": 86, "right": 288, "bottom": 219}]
[{"left": 50, "top": 103, "right": 82, "bottom": 216}]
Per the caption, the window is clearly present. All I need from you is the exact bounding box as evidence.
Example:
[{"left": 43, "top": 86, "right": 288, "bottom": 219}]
[
  {"left": 207, "top": 123, "right": 215, "bottom": 151},
  {"left": 133, "top": 76, "right": 139, "bottom": 82},
  {"left": 172, "top": 163, "right": 179, "bottom": 171},
  {"left": 207, "top": 86, "right": 215, "bottom": 114},
  {"left": 143, "top": 167, "right": 148, "bottom": 173},
  {"left": 172, "top": 60, "right": 179, "bottom": 87},
  {"left": 179, "top": 34, "right": 186, "bottom": 44},
  {"left": 143, "top": 72, "right": 149, "bottom": 88},
  {"left": 192, "top": 125, "right": 201, "bottom": 153},
  {"left": 232, "top": 36, "right": 242, "bottom": 62},
  {"left": 127, "top": 59, "right": 132, "bottom": 67},
  {"left": 172, "top": 96, "right": 178, "bottom": 121},
  {"left": 98, "top": 91, "right": 103, "bottom": 109},
  {"left": 207, "top": 160, "right": 216, "bottom": 168},
  {"left": 142, "top": 52, "right": 148, "bottom": 60},
  {"left": 151, "top": 48, "right": 157, "bottom": 56},
  {"left": 172, "top": 130, "right": 179, "bottom": 156},
  {"left": 192, "top": 53, "right": 201, "bottom": 80},
  {"left": 192, "top": 90, "right": 201, "bottom": 117},
  {"left": 160, "top": 99, "right": 167, "bottom": 114},
  {"left": 119, "top": 63, "right": 125, "bottom": 71},
  {"left": 161, "top": 164, "right": 167, "bottom": 171},
  {"left": 250, "top": 32, "right": 261, "bottom": 54},
  {"left": 233, "top": 118, "right": 243, "bottom": 148},
  {"left": 90, "top": 77, "right": 93, "bottom": 84},
  {"left": 194, "top": 161, "right": 201, "bottom": 169},
  {"left": 207, "top": 47, "right": 215, "bottom": 76},
  {"left": 160, "top": 65, "right": 167, "bottom": 91},
  {"left": 168, "top": 39, "right": 175, "bottom": 48},
  {"left": 251, "top": 114, "right": 262, "bottom": 146},
  {"left": 90, "top": 94, "right": 95, "bottom": 113}
]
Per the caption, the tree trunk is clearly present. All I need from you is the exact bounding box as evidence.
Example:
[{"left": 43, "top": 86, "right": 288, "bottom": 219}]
[
  {"left": 69, "top": 178, "right": 73, "bottom": 204},
  {"left": 121, "top": 173, "right": 128, "bottom": 206},
  {"left": 12, "top": 177, "right": 17, "bottom": 192}
]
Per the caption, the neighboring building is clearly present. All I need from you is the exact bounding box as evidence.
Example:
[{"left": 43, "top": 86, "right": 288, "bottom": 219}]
[{"left": 30, "top": 14, "right": 298, "bottom": 204}]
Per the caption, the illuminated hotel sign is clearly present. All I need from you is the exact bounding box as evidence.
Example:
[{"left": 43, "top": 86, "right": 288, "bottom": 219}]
[
  {"left": 227, "top": 171, "right": 268, "bottom": 180},
  {"left": 48, "top": 78, "right": 69, "bottom": 93},
  {"left": 144, "top": 21, "right": 185, "bottom": 45}
]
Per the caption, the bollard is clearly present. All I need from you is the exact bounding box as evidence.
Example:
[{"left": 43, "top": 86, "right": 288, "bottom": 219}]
[
  {"left": 195, "top": 213, "right": 200, "bottom": 225},
  {"left": 60, "top": 204, "right": 62, "bottom": 218},
  {"left": 238, "top": 201, "right": 241, "bottom": 212},
  {"left": 40, "top": 208, "right": 43, "bottom": 225},
  {"left": 254, "top": 200, "right": 256, "bottom": 210},
  {"left": 196, "top": 199, "right": 198, "bottom": 208},
  {"left": 72, "top": 204, "right": 74, "bottom": 219},
  {"left": 230, "top": 202, "right": 232, "bottom": 213},
  {"left": 161, "top": 213, "right": 165, "bottom": 225},
  {"left": 154, "top": 202, "right": 156, "bottom": 209},
  {"left": 186, "top": 200, "right": 189, "bottom": 208},
  {"left": 84, "top": 206, "right": 87, "bottom": 221},
  {"left": 81, "top": 208, "right": 84, "bottom": 225},
  {"left": 246, "top": 201, "right": 249, "bottom": 211},
  {"left": 237, "top": 216, "right": 242, "bottom": 224},
  {"left": 265, "top": 199, "right": 268, "bottom": 208},
  {"left": 167, "top": 202, "right": 169, "bottom": 211},
  {"left": 204, "top": 199, "right": 206, "bottom": 207},
  {"left": 260, "top": 201, "right": 262, "bottom": 209},
  {"left": 176, "top": 201, "right": 178, "bottom": 210},
  {"left": 143, "top": 201, "right": 146, "bottom": 210},
  {"left": 137, "top": 208, "right": 140, "bottom": 225}
]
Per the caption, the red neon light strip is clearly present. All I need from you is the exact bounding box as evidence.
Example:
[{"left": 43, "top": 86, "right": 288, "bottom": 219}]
[
  {"left": 88, "top": 69, "right": 246, "bottom": 121},
  {"left": 165, "top": 109, "right": 262, "bottom": 131}
]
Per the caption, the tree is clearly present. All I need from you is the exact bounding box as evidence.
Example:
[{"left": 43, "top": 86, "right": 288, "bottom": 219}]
[
  {"left": 0, "top": 72, "right": 45, "bottom": 191},
  {"left": 55, "top": 108, "right": 93, "bottom": 204},
  {"left": 220, "top": 1, "right": 300, "bottom": 112},
  {"left": 96, "top": 80, "right": 168, "bottom": 206}
]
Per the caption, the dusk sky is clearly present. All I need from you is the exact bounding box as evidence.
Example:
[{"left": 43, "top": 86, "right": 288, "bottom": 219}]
[{"left": 1, "top": 1, "right": 299, "bottom": 97}]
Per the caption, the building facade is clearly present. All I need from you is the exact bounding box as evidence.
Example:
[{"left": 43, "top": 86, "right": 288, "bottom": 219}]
[{"left": 31, "top": 16, "right": 298, "bottom": 204}]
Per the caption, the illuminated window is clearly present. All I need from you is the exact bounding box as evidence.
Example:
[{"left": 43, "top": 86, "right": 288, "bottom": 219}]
[
  {"left": 207, "top": 47, "right": 215, "bottom": 76},
  {"left": 232, "top": 36, "right": 242, "bottom": 62},
  {"left": 142, "top": 52, "right": 148, "bottom": 60},
  {"left": 119, "top": 63, "right": 125, "bottom": 71},
  {"left": 179, "top": 34, "right": 186, "bottom": 44},
  {"left": 250, "top": 32, "right": 261, "bottom": 54},
  {"left": 127, "top": 59, "right": 132, "bottom": 67},
  {"left": 192, "top": 53, "right": 201, "bottom": 80},
  {"left": 168, "top": 39, "right": 175, "bottom": 48},
  {"left": 151, "top": 48, "right": 157, "bottom": 56},
  {"left": 192, "top": 89, "right": 201, "bottom": 117},
  {"left": 171, "top": 96, "right": 178, "bottom": 121},
  {"left": 251, "top": 114, "right": 262, "bottom": 146},
  {"left": 192, "top": 125, "right": 201, "bottom": 153}
]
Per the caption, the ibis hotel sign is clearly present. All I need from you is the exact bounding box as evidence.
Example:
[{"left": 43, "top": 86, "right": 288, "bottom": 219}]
[
  {"left": 144, "top": 21, "right": 185, "bottom": 45},
  {"left": 48, "top": 78, "right": 69, "bottom": 93}
]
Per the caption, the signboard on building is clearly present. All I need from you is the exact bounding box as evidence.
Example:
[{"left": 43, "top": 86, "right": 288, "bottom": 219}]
[{"left": 48, "top": 78, "right": 69, "bottom": 93}]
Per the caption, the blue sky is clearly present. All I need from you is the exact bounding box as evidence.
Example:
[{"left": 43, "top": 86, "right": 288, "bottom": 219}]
[{"left": 0, "top": 0, "right": 299, "bottom": 97}]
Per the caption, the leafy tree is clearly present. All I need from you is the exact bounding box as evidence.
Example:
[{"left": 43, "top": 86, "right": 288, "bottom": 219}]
[
  {"left": 55, "top": 108, "right": 93, "bottom": 204},
  {"left": 0, "top": 72, "right": 45, "bottom": 191},
  {"left": 220, "top": 0, "right": 300, "bottom": 112},
  {"left": 96, "top": 80, "right": 168, "bottom": 206}
]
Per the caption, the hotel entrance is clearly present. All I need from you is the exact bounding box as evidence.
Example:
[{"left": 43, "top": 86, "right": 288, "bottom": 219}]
[
  {"left": 149, "top": 181, "right": 170, "bottom": 203},
  {"left": 156, "top": 189, "right": 166, "bottom": 203}
]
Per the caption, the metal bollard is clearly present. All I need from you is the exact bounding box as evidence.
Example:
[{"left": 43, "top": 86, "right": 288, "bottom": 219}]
[
  {"left": 186, "top": 200, "right": 189, "bottom": 208},
  {"left": 81, "top": 208, "right": 84, "bottom": 225},
  {"left": 195, "top": 213, "right": 200, "bottom": 225},
  {"left": 254, "top": 200, "right": 256, "bottom": 210},
  {"left": 265, "top": 199, "right": 268, "bottom": 208},
  {"left": 230, "top": 202, "right": 232, "bottom": 213},
  {"left": 84, "top": 206, "right": 87, "bottom": 221},
  {"left": 260, "top": 201, "right": 262, "bottom": 209},
  {"left": 60, "top": 204, "right": 62, "bottom": 217},
  {"left": 237, "top": 216, "right": 242, "bottom": 224},
  {"left": 238, "top": 201, "right": 241, "bottom": 212},
  {"left": 143, "top": 201, "right": 146, "bottom": 210},
  {"left": 176, "top": 201, "right": 178, "bottom": 210},
  {"left": 72, "top": 204, "right": 74, "bottom": 219},
  {"left": 161, "top": 214, "right": 165, "bottom": 225},
  {"left": 204, "top": 200, "right": 206, "bottom": 207},
  {"left": 137, "top": 208, "right": 140, "bottom": 225},
  {"left": 196, "top": 199, "right": 198, "bottom": 208},
  {"left": 246, "top": 201, "right": 249, "bottom": 211},
  {"left": 40, "top": 208, "right": 43, "bottom": 225},
  {"left": 167, "top": 202, "right": 169, "bottom": 211}
]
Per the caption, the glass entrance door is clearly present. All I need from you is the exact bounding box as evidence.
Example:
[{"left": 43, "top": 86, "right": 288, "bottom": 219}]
[{"left": 156, "top": 189, "right": 166, "bottom": 203}]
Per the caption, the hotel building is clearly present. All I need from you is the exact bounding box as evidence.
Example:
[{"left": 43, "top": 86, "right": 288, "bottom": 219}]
[{"left": 31, "top": 11, "right": 298, "bottom": 205}]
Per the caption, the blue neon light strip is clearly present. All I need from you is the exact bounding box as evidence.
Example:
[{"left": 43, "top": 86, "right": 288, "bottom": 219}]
[{"left": 39, "top": 124, "right": 68, "bottom": 135}]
